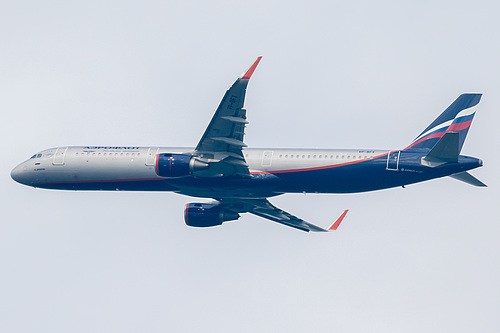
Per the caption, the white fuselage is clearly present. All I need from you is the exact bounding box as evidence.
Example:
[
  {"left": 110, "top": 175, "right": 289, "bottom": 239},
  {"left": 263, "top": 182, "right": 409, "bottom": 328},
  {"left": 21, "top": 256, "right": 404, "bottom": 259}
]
[{"left": 12, "top": 146, "right": 388, "bottom": 186}]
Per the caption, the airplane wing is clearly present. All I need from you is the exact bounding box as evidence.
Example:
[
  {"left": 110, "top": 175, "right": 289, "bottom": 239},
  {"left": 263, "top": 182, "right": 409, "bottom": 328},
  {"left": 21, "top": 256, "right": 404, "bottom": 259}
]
[
  {"left": 194, "top": 57, "right": 262, "bottom": 177},
  {"left": 219, "top": 198, "right": 348, "bottom": 232}
]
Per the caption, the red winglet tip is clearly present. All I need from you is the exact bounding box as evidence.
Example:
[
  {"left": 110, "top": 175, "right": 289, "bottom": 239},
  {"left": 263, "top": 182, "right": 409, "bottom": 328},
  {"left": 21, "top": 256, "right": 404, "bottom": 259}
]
[
  {"left": 328, "top": 210, "right": 349, "bottom": 231},
  {"left": 241, "top": 56, "right": 262, "bottom": 79}
]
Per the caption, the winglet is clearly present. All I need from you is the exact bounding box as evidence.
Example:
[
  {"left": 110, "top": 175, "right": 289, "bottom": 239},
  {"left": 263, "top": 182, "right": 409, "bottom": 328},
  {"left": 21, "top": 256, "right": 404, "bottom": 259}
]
[
  {"left": 241, "top": 56, "right": 262, "bottom": 79},
  {"left": 328, "top": 210, "right": 349, "bottom": 231}
]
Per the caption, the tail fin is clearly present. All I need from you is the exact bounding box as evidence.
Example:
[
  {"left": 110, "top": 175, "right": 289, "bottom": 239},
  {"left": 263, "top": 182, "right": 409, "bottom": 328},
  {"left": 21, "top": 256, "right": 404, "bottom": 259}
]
[{"left": 405, "top": 93, "right": 482, "bottom": 151}]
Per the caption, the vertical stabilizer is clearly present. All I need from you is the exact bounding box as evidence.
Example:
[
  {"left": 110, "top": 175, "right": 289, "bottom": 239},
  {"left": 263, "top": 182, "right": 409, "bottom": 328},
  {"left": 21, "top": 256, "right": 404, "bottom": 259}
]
[{"left": 405, "top": 94, "right": 481, "bottom": 152}]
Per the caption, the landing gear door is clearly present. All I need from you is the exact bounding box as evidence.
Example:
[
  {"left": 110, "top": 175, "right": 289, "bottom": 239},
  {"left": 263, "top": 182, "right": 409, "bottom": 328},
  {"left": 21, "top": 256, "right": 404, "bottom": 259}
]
[
  {"left": 386, "top": 151, "right": 400, "bottom": 171},
  {"left": 53, "top": 147, "right": 68, "bottom": 165}
]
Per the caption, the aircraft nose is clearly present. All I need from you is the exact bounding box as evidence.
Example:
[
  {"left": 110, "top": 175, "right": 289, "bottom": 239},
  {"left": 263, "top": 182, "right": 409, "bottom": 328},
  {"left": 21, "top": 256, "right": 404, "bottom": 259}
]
[{"left": 11, "top": 163, "right": 32, "bottom": 186}]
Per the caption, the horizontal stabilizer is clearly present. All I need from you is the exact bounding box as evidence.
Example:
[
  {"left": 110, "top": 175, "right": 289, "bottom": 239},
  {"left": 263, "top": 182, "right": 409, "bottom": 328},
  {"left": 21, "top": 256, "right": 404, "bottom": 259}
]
[
  {"left": 424, "top": 132, "right": 459, "bottom": 163},
  {"left": 449, "top": 171, "right": 487, "bottom": 187}
]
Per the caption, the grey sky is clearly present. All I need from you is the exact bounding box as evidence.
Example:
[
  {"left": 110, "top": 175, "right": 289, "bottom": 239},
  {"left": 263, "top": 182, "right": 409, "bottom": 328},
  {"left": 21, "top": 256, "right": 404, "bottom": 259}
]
[{"left": 1, "top": 1, "right": 499, "bottom": 332}]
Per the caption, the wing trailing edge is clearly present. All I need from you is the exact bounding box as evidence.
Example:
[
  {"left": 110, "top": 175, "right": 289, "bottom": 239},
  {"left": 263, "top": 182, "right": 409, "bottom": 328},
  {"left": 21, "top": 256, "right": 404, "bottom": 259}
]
[{"left": 219, "top": 198, "right": 348, "bottom": 232}]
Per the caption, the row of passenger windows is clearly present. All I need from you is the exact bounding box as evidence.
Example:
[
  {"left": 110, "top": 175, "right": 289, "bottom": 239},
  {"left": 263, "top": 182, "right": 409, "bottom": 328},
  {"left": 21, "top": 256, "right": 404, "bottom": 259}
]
[
  {"left": 279, "top": 154, "right": 371, "bottom": 160},
  {"left": 243, "top": 154, "right": 373, "bottom": 160},
  {"left": 75, "top": 152, "right": 141, "bottom": 156}
]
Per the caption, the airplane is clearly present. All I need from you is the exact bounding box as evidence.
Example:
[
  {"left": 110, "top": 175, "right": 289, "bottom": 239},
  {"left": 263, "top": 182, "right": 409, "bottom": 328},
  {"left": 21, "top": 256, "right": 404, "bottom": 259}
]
[{"left": 11, "top": 56, "right": 486, "bottom": 232}]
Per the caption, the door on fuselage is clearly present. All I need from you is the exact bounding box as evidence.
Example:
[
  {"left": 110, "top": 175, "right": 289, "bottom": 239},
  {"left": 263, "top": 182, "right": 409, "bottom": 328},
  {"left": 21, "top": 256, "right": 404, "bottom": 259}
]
[
  {"left": 386, "top": 151, "right": 400, "bottom": 171},
  {"left": 261, "top": 151, "right": 273, "bottom": 167},
  {"left": 52, "top": 147, "right": 68, "bottom": 165},
  {"left": 146, "top": 148, "right": 159, "bottom": 166}
]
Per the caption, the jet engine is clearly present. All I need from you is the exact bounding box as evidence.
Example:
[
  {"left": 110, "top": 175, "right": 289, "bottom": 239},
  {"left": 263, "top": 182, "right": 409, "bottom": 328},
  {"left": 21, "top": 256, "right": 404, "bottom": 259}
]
[
  {"left": 155, "top": 153, "right": 209, "bottom": 177},
  {"left": 184, "top": 203, "right": 240, "bottom": 228}
]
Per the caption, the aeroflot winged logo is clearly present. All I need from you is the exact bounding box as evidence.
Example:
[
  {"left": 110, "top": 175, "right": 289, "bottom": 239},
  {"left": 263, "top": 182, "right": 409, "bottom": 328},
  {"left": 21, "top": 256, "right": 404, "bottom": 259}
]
[{"left": 11, "top": 57, "right": 486, "bottom": 232}]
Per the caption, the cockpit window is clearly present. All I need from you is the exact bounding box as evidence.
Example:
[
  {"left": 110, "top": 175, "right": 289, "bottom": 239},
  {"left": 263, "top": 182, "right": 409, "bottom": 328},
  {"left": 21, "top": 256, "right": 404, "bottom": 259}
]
[
  {"left": 30, "top": 154, "right": 36, "bottom": 159},
  {"left": 37, "top": 154, "right": 42, "bottom": 158}
]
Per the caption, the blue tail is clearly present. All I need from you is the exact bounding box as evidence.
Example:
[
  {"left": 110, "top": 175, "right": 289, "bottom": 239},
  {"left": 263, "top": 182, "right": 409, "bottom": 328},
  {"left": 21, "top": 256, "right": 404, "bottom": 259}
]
[{"left": 405, "top": 93, "right": 482, "bottom": 152}]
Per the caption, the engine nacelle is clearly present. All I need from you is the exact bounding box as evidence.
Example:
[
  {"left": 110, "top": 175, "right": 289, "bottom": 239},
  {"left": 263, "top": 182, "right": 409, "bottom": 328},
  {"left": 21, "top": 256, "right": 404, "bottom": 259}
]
[
  {"left": 184, "top": 203, "right": 240, "bottom": 228},
  {"left": 155, "top": 153, "right": 208, "bottom": 177}
]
